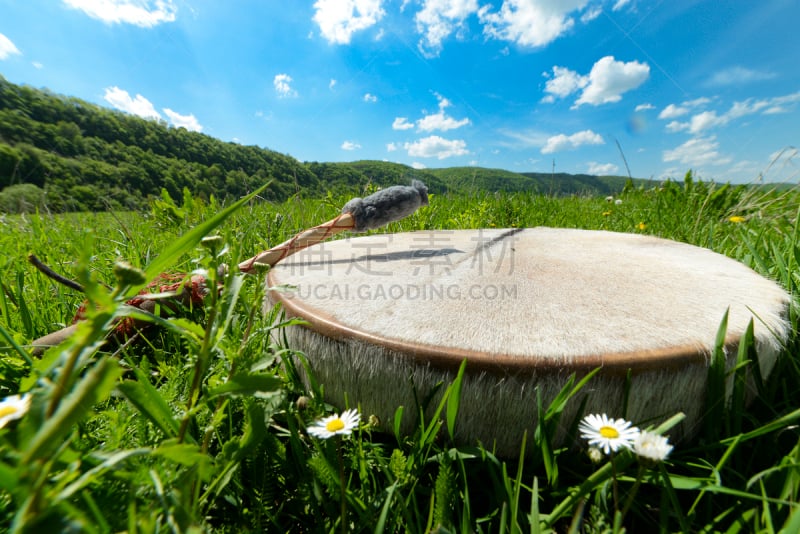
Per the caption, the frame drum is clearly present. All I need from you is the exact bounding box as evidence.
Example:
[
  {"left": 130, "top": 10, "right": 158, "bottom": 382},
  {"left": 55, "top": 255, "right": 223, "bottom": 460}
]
[{"left": 268, "top": 228, "right": 790, "bottom": 456}]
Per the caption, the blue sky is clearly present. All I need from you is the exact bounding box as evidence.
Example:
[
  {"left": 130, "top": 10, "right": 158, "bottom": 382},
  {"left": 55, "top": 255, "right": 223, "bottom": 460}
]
[{"left": 1, "top": 0, "right": 798, "bottom": 183}]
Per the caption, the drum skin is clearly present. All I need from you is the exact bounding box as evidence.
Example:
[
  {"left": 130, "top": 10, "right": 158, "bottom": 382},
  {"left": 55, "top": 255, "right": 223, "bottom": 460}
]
[{"left": 267, "top": 228, "right": 790, "bottom": 456}]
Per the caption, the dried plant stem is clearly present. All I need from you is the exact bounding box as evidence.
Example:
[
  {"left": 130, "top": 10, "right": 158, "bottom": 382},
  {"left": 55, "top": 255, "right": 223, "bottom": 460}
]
[{"left": 27, "top": 254, "right": 85, "bottom": 292}]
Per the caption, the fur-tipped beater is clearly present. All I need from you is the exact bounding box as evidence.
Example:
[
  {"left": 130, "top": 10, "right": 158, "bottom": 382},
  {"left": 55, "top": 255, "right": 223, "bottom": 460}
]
[{"left": 342, "top": 180, "right": 429, "bottom": 232}]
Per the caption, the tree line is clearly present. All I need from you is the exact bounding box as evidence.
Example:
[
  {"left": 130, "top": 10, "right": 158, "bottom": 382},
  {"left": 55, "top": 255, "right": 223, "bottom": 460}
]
[
  {"left": 0, "top": 76, "right": 374, "bottom": 213},
  {"left": 0, "top": 75, "right": 640, "bottom": 214}
]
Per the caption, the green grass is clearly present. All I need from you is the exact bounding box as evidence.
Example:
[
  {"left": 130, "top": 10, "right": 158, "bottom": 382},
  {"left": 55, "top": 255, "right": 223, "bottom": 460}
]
[{"left": 0, "top": 175, "right": 799, "bottom": 532}]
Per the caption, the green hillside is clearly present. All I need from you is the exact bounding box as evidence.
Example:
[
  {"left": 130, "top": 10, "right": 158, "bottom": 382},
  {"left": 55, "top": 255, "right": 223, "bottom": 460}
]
[
  {"left": 0, "top": 75, "right": 319, "bottom": 212},
  {"left": 0, "top": 76, "right": 651, "bottom": 213},
  {"left": 428, "top": 166, "right": 540, "bottom": 193},
  {"left": 303, "top": 160, "right": 447, "bottom": 194}
]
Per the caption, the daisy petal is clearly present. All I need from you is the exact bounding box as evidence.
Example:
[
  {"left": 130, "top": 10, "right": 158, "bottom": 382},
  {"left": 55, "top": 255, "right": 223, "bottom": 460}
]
[{"left": 579, "top": 413, "right": 639, "bottom": 455}]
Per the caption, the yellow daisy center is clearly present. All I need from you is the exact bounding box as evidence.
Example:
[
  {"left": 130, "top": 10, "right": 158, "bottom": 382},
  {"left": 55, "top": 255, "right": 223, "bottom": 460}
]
[
  {"left": 326, "top": 418, "right": 345, "bottom": 432},
  {"left": 599, "top": 425, "right": 620, "bottom": 439},
  {"left": 0, "top": 406, "right": 19, "bottom": 418}
]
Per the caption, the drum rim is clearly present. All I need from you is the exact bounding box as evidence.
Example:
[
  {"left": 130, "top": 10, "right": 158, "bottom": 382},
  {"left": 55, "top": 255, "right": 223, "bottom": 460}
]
[
  {"left": 266, "top": 227, "right": 782, "bottom": 376},
  {"left": 268, "top": 276, "right": 746, "bottom": 376}
]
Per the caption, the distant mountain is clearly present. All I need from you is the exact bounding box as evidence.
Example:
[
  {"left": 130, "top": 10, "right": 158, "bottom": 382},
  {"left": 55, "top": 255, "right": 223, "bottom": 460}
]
[
  {"left": 0, "top": 76, "right": 649, "bottom": 213},
  {"left": 426, "top": 166, "right": 654, "bottom": 196},
  {"left": 312, "top": 163, "right": 655, "bottom": 197}
]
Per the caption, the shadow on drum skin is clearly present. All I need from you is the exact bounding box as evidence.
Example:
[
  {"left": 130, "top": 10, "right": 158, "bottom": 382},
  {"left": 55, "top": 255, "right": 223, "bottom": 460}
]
[{"left": 278, "top": 248, "right": 465, "bottom": 268}]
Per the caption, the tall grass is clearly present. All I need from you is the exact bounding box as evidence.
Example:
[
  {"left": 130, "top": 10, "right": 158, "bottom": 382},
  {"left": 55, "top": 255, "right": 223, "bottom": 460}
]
[{"left": 0, "top": 176, "right": 798, "bottom": 532}]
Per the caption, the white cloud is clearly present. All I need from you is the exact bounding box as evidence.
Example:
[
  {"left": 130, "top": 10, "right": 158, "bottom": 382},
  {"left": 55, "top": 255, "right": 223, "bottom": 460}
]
[
  {"left": 405, "top": 135, "right": 468, "bottom": 159},
  {"left": 313, "top": 0, "right": 385, "bottom": 45},
  {"left": 541, "top": 65, "right": 587, "bottom": 103},
  {"left": 658, "top": 103, "right": 689, "bottom": 119},
  {"left": 706, "top": 66, "right": 777, "bottom": 87},
  {"left": 658, "top": 97, "right": 711, "bottom": 120},
  {"left": 363, "top": 92, "right": 378, "bottom": 103},
  {"left": 62, "top": 0, "right": 177, "bottom": 27},
  {"left": 612, "top": 0, "right": 632, "bottom": 11},
  {"left": 665, "top": 120, "right": 688, "bottom": 133},
  {"left": 771, "top": 91, "right": 800, "bottom": 106},
  {"left": 580, "top": 6, "right": 602, "bottom": 23},
  {"left": 417, "top": 111, "right": 470, "bottom": 131},
  {"left": 542, "top": 56, "right": 648, "bottom": 107},
  {"left": 386, "top": 142, "right": 397, "bottom": 152},
  {"left": 727, "top": 99, "right": 769, "bottom": 119},
  {"left": 392, "top": 117, "right": 415, "bottom": 130},
  {"left": 415, "top": 0, "right": 479, "bottom": 57},
  {"left": 393, "top": 94, "right": 470, "bottom": 132},
  {"left": 329, "top": 79, "right": 337, "bottom": 90},
  {"left": 341, "top": 140, "right": 361, "bottom": 150},
  {"left": 273, "top": 74, "right": 298, "bottom": 98},
  {"left": 635, "top": 103, "right": 655, "bottom": 112},
  {"left": 103, "top": 86, "right": 161, "bottom": 119},
  {"left": 411, "top": 161, "right": 428, "bottom": 169},
  {"left": 687, "top": 110, "right": 725, "bottom": 134},
  {"left": 480, "top": 0, "right": 589, "bottom": 48},
  {"left": 163, "top": 108, "right": 202, "bottom": 132},
  {"left": 662, "top": 136, "right": 731, "bottom": 167},
  {"left": 666, "top": 92, "right": 800, "bottom": 134},
  {"left": 32, "top": 61, "right": 44, "bottom": 69},
  {"left": 541, "top": 129, "right": 604, "bottom": 154},
  {"left": 588, "top": 162, "right": 619, "bottom": 175},
  {"left": 416, "top": 94, "right": 470, "bottom": 131},
  {"left": 574, "top": 56, "right": 649, "bottom": 107},
  {"left": 0, "top": 33, "right": 21, "bottom": 60},
  {"left": 763, "top": 106, "right": 788, "bottom": 115},
  {"left": 684, "top": 97, "right": 711, "bottom": 107}
]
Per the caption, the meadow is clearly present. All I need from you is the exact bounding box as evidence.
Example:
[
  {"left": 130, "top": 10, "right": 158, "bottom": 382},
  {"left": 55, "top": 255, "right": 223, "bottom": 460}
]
[{"left": 1, "top": 176, "right": 799, "bottom": 533}]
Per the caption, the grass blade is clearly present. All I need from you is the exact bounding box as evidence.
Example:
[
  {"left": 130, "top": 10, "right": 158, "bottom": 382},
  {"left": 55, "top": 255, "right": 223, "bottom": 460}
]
[
  {"left": 446, "top": 359, "right": 467, "bottom": 440},
  {"left": 127, "top": 182, "right": 271, "bottom": 299}
]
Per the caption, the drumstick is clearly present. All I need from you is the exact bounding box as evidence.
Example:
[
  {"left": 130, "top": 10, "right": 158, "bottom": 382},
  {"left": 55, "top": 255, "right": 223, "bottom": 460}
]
[{"left": 238, "top": 180, "right": 428, "bottom": 272}]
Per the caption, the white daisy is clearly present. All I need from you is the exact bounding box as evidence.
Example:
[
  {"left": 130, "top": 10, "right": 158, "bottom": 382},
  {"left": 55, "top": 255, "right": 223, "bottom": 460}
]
[
  {"left": 0, "top": 393, "right": 32, "bottom": 429},
  {"left": 307, "top": 408, "right": 360, "bottom": 439},
  {"left": 579, "top": 413, "right": 640, "bottom": 455},
  {"left": 633, "top": 430, "right": 673, "bottom": 463}
]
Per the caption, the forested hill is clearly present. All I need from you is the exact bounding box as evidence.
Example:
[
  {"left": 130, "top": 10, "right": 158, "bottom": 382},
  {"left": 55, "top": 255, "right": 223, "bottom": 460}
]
[
  {"left": 0, "top": 76, "right": 326, "bottom": 211},
  {"left": 0, "top": 76, "right": 641, "bottom": 213}
]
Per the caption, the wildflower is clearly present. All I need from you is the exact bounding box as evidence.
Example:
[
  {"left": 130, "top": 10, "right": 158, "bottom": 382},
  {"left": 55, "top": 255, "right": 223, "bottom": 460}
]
[
  {"left": 579, "top": 413, "right": 640, "bottom": 455},
  {"left": 633, "top": 430, "right": 673, "bottom": 463},
  {"left": 605, "top": 195, "right": 614, "bottom": 202},
  {"left": 636, "top": 222, "right": 646, "bottom": 231},
  {"left": 587, "top": 446, "right": 604, "bottom": 464},
  {"left": 614, "top": 199, "right": 623, "bottom": 205},
  {"left": 113, "top": 261, "right": 147, "bottom": 287},
  {"left": 728, "top": 215, "right": 746, "bottom": 223},
  {"left": 602, "top": 211, "right": 612, "bottom": 216},
  {"left": 295, "top": 396, "right": 311, "bottom": 410},
  {"left": 200, "top": 235, "right": 224, "bottom": 250},
  {"left": 0, "top": 394, "right": 32, "bottom": 429},
  {"left": 307, "top": 408, "right": 360, "bottom": 439}
]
